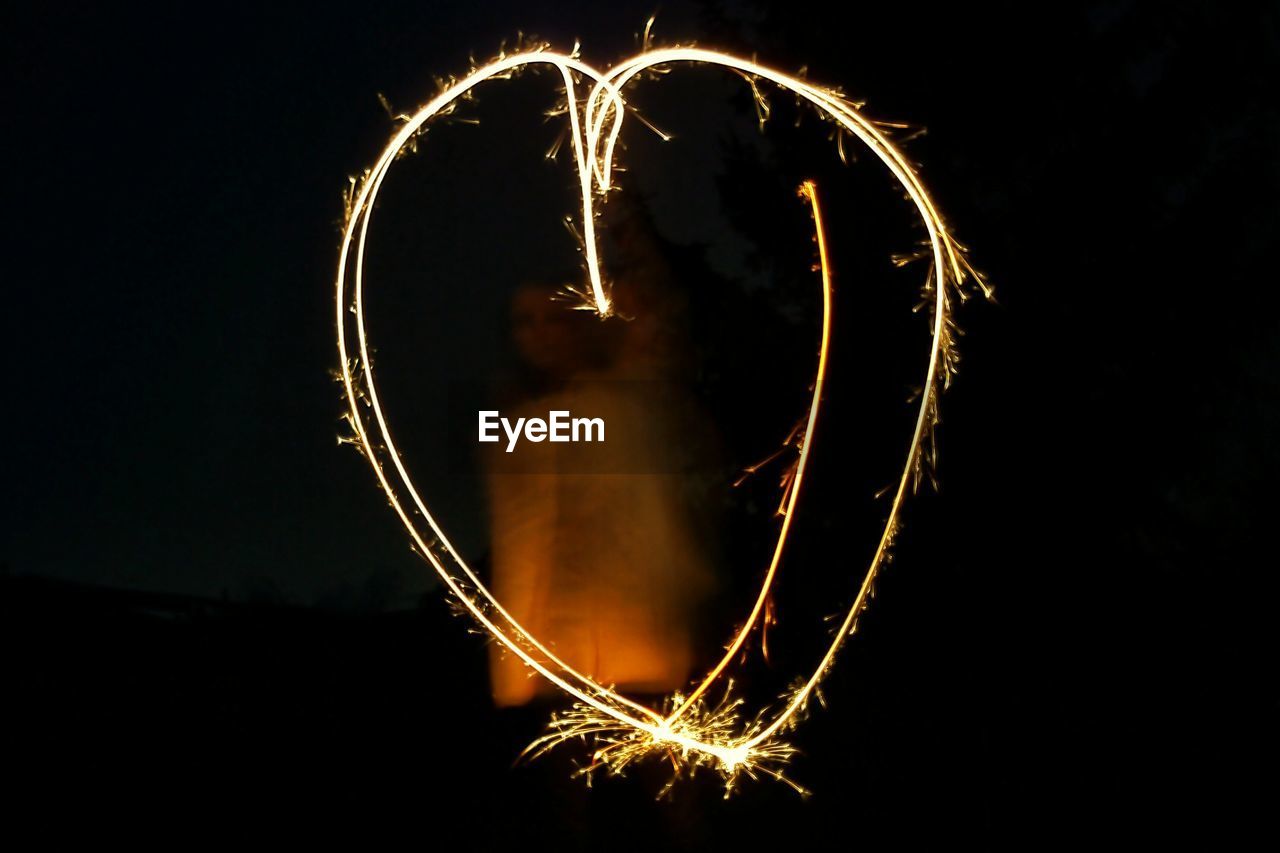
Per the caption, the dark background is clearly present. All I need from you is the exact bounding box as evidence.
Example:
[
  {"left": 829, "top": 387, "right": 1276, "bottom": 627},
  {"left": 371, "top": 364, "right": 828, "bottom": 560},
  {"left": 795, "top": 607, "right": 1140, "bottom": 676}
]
[{"left": 3, "top": 0, "right": 1276, "bottom": 845}]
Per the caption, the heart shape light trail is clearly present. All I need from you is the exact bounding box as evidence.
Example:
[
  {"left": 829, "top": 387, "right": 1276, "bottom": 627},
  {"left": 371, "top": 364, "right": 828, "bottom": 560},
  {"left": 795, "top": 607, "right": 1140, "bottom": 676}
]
[{"left": 335, "top": 37, "right": 993, "bottom": 795}]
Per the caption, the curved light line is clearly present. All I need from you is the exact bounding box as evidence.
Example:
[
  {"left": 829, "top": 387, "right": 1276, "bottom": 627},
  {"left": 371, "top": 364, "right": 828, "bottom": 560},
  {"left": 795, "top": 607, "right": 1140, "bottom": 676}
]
[
  {"left": 579, "top": 51, "right": 957, "bottom": 738},
  {"left": 339, "top": 52, "right": 662, "bottom": 725},
  {"left": 664, "top": 179, "right": 832, "bottom": 723}
]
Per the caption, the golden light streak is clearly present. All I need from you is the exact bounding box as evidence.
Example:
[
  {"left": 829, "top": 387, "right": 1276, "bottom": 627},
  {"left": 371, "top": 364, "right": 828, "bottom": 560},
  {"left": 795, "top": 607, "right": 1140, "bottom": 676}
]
[
  {"left": 664, "top": 179, "right": 831, "bottom": 725},
  {"left": 334, "top": 37, "right": 992, "bottom": 793}
]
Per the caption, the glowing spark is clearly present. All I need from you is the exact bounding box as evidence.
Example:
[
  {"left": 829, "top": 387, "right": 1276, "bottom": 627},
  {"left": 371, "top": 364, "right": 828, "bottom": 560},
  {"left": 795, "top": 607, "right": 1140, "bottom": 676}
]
[{"left": 335, "top": 38, "right": 992, "bottom": 793}]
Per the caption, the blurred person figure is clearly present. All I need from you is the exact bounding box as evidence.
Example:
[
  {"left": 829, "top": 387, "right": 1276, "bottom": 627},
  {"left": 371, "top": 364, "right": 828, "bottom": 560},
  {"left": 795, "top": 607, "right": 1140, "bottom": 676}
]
[{"left": 485, "top": 198, "right": 721, "bottom": 709}]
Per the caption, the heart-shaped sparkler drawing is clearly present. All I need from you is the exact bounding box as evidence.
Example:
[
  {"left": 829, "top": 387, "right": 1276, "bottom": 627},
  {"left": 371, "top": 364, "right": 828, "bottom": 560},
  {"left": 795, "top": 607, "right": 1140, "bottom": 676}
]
[{"left": 335, "top": 38, "right": 992, "bottom": 794}]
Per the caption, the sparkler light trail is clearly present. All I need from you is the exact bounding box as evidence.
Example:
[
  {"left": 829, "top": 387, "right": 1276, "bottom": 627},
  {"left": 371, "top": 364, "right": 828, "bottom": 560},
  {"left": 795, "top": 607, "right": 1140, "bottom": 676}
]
[{"left": 334, "top": 34, "right": 992, "bottom": 794}]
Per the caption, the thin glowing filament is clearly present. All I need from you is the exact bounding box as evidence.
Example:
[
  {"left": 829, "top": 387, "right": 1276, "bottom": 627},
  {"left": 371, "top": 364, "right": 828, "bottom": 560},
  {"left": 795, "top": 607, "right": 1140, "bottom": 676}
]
[{"left": 664, "top": 179, "right": 832, "bottom": 724}]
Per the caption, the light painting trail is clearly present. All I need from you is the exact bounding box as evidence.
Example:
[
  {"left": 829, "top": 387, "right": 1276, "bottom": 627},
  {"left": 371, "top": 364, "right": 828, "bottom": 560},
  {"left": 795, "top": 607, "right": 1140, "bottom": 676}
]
[{"left": 334, "top": 35, "right": 992, "bottom": 795}]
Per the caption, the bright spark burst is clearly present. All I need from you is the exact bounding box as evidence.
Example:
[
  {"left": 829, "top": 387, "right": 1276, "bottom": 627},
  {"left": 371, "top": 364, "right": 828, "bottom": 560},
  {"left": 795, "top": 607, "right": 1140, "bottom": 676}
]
[{"left": 334, "top": 30, "right": 992, "bottom": 795}]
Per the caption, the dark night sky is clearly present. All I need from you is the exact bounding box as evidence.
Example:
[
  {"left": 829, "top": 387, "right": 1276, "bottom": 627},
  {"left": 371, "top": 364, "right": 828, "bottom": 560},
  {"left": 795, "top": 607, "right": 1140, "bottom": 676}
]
[
  {"left": 3, "top": 0, "right": 1276, "bottom": 840},
  {"left": 5, "top": 1, "right": 773, "bottom": 606}
]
